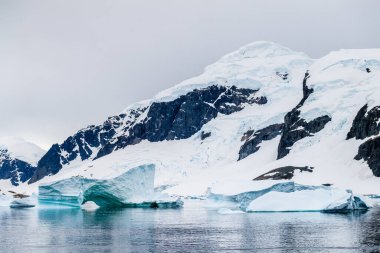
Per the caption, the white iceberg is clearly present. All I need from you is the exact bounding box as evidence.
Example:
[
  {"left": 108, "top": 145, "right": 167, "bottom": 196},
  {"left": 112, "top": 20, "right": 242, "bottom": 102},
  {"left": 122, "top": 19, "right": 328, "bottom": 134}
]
[
  {"left": 10, "top": 197, "right": 36, "bottom": 208},
  {"left": 208, "top": 182, "right": 368, "bottom": 213},
  {"left": 246, "top": 188, "right": 367, "bottom": 212},
  {"left": 80, "top": 201, "right": 99, "bottom": 211},
  {"left": 0, "top": 192, "right": 36, "bottom": 208},
  {"left": 38, "top": 164, "right": 183, "bottom": 208}
]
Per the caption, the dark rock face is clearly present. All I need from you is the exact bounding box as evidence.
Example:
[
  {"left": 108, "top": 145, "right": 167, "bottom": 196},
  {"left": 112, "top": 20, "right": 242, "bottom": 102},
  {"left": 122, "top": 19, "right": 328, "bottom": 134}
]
[
  {"left": 347, "top": 104, "right": 380, "bottom": 177},
  {"left": 28, "top": 110, "right": 144, "bottom": 184},
  {"left": 95, "top": 85, "right": 265, "bottom": 159},
  {"left": 238, "top": 123, "right": 284, "bottom": 160},
  {"left": 347, "top": 104, "right": 380, "bottom": 140},
  {"left": 253, "top": 166, "right": 313, "bottom": 180},
  {"left": 29, "top": 144, "right": 62, "bottom": 184},
  {"left": 355, "top": 137, "right": 380, "bottom": 177},
  {"left": 0, "top": 149, "right": 36, "bottom": 186},
  {"left": 30, "top": 85, "right": 265, "bottom": 183},
  {"left": 277, "top": 73, "right": 331, "bottom": 159}
]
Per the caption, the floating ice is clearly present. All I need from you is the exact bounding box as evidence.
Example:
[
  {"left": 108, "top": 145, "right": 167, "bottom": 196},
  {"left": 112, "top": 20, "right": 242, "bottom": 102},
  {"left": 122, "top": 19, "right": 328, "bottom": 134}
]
[
  {"left": 246, "top": 188, "right": 367, "bottom": 212},
  {"left": 10, "top": 197, "right": 36, "bottom": 208},
  {"left": 217, "top": 208, "right": 244, "bottom": 214},
  {"left": 208, "top": 182, "right": 368, "bottom": 213},
  {"left": 0, "top": 193, "right": 37, "bottom": 208},
  {"left": 80, "top": 201, "right": 99, "bottom": 211},
  {"left": 38, "top": 164, "right": 183, "bottom": 208}
]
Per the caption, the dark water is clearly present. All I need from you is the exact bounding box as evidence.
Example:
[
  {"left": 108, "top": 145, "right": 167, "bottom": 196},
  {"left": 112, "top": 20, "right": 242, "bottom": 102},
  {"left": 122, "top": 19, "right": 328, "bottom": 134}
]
[{"left": 0, "top": 201, "right": 380, "bottom": 253}]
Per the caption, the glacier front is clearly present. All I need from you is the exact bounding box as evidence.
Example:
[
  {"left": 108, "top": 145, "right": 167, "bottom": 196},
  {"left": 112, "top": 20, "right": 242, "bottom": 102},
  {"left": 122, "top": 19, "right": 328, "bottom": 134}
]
[{"left": 38, "top": 164, "right": 183, "bottom": 208}]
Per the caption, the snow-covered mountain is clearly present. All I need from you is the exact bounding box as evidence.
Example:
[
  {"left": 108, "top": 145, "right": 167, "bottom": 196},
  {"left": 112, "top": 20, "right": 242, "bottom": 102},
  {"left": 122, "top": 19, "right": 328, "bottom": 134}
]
[
  {"left": 2, "top": 41, "right": 380, "bottom": 196},
  {"left": 0, "top": 137, "right": 45, "bottom": 165},
  {"left": 0, "top": 137, "right": 44, "bottom": 186}
]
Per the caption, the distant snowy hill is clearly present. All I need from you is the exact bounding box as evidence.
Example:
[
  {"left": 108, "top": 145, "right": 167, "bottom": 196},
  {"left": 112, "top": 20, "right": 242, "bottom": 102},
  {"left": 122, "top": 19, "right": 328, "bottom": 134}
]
[
  {"left": 0, "top": 137, "right": 45, "bottom": 165},
  {"left": 0, "top": 137, "right": 44, "bottom": 186},
  {"left": 3, "top": 41, "right": 380, "bottom": 196}
]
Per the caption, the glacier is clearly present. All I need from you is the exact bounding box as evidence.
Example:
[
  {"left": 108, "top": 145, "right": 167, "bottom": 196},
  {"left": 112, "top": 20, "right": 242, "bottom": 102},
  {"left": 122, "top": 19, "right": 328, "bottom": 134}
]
[
  {"left": 38, "top": 164, "right": 183, "bottom": 208},
  {"left": 208, "top": 182, "right": 368, "bottom": 213}
]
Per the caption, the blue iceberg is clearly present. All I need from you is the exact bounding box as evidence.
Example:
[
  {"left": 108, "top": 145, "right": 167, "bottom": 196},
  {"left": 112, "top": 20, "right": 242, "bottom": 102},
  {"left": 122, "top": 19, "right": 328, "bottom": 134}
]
[{"left": 38, "top": 164, "right": 183, "bottom": 208}]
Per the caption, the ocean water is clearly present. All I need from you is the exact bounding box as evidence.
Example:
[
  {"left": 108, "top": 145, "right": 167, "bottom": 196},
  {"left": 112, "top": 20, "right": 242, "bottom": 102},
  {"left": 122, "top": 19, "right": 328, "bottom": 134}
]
[{"left": 0, "top": 201, "right": 379, "bottom": 252}]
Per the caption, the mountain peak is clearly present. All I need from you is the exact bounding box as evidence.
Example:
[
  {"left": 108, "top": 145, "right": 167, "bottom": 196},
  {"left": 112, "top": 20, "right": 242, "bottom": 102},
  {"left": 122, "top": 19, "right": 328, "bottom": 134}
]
[
  {"left": 221, "top": 41, "right": 309, "bottom": 61},
  {"left": 0, "top": 136, "right": 45, "bottom": 166}
]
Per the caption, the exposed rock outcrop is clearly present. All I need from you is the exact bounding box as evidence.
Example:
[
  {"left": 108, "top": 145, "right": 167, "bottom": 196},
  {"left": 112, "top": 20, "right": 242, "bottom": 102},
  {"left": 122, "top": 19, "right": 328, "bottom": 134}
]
[
  {"left": 347, "top": 104, "right": 380, "bottom": 140},
  {"left": 253, "top": 166, "right": 313, "bottom": 180},
  {"left": 347, "top": 104, "right": 380, "bottom": 177},
  {"left": 355, "top": 137, "right": 380, "bottom": 177},
  {"left": 0, "top": 149, "right": 36, "bottom": 186},
  {"left": 277, "top": 73, "right": 331, "bottom": 159},
  {"left": 238, "top": 123, "right": 284, "bottom": 160}
]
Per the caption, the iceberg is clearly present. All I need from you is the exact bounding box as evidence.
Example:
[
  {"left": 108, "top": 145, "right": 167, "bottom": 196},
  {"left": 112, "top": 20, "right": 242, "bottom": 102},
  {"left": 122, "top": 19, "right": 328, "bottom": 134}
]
[
  {"left": 38, "top": 164, "right": 183, "bottom": 208},
  {"left": 10, "top": 197, "right": 36, "bottom": 208},
  {"left": 246, "top": 188, "right": 368, "bottom": 212},
  {"left": 208, "top": 182, "right": 368, "bottom": 213},
  {"left": 0, "top": 192, "right": 36, "bottom": 208}
]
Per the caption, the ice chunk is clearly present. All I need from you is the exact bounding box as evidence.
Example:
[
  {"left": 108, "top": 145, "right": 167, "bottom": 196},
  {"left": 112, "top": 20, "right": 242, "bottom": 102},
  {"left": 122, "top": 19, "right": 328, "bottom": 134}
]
[
  {"left": 81, "top": 201, "right": 99, "bottom": 211},
  {"left": 10, "top": 197, "right": 36, "bottom": 208},
  {"left": 217, "top": 208, "right": 244, "bottom": 214},
  {"left": 38, "top": 164, "right": 183, "bottom": 208},
  {"left": 0, "top": 193, "right": 36, "bottom": 208}
]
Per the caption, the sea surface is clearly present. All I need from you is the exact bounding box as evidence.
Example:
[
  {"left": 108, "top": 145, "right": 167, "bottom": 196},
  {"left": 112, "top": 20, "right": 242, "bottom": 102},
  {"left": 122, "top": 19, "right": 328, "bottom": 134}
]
[{"left": 0, "top": 201, "right": 379, "bottom": 252}]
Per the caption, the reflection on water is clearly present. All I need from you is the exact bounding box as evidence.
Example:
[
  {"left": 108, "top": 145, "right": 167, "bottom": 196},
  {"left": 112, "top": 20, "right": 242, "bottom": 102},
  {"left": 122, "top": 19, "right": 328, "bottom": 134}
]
[{"left": 0, "top": 201, "right": 379, "bottom": 252}]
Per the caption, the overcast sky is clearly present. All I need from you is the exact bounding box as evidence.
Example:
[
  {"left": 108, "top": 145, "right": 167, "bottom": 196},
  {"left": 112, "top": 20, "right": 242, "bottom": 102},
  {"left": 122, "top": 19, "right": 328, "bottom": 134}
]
[{"left": 0, "top": 0, "right": 379, "bottom": 149}]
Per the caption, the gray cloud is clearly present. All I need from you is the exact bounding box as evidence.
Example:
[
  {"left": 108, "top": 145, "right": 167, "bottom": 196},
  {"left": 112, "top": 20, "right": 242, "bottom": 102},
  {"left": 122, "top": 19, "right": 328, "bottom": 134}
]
[{"left": 0, "top": 0, "right": 379, "bottom": 149}]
